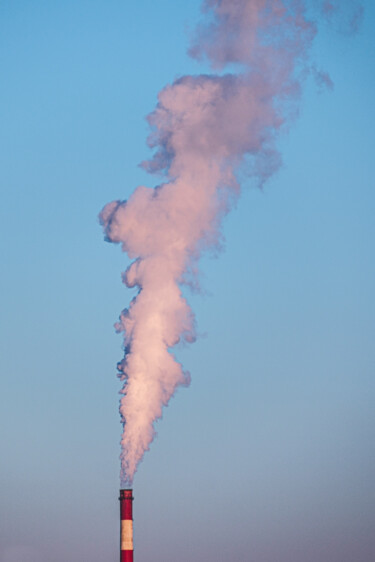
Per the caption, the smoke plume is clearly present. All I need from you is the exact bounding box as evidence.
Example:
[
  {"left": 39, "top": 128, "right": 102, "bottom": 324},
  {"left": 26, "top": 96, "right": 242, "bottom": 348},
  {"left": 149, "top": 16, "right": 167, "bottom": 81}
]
[{"left": 100, "top": 0, "right": 361, "bottom": 486}]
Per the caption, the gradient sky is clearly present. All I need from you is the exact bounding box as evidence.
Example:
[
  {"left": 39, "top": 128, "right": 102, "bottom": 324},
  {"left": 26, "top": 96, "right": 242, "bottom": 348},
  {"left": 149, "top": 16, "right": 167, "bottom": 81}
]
[{"left": 1, "top": 1, "right": 374, "bottom": 561}]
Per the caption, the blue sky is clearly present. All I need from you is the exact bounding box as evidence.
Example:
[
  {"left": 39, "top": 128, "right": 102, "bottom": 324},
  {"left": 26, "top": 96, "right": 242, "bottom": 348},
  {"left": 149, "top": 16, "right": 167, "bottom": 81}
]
[{"left": 1, "top": 1, "right": 374, "bottom": 561}]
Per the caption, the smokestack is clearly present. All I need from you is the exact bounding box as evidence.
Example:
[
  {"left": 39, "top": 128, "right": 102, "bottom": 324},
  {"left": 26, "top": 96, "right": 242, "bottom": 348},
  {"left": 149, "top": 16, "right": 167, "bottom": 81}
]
[{"left": 119, "top": 489, "right": 134, "bottom": 562}]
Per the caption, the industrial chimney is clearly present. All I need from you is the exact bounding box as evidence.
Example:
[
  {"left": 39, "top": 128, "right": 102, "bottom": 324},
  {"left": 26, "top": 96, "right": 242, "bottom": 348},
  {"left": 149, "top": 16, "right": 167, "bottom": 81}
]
[{"left": 119, "top": 489, "right": 134, "bottom": 562}]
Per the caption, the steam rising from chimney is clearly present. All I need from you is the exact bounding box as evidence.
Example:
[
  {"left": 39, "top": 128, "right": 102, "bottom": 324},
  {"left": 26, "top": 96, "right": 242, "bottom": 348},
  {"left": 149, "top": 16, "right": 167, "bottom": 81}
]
[{"left": 99, "top": 0, "right": 362, "bottom": 486}]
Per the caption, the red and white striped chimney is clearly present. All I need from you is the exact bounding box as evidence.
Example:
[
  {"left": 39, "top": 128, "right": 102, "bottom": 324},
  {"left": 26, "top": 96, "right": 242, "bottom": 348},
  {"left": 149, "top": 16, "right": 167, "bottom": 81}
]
[{"left": 119, "top": 489, "right": 134, "bottom": 562}]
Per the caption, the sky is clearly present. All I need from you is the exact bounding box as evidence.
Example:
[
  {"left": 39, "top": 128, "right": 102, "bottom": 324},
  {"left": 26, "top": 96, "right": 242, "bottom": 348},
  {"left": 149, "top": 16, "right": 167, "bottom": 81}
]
[{"left": 0, "top": 1, "right": 374, "bottom": 561}]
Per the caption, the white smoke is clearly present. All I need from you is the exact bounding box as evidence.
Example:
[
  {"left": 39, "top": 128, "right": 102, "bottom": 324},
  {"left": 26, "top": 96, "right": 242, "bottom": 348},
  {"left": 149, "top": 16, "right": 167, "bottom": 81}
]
[{"left": 100, "top": 0, "right": 362, "bottom": 486}]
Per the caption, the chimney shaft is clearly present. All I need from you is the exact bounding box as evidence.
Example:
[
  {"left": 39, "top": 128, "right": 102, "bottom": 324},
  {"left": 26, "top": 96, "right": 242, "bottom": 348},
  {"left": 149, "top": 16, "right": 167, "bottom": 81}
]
[{"left": 119, "top": 489, "right": 134, "bottom": 562}]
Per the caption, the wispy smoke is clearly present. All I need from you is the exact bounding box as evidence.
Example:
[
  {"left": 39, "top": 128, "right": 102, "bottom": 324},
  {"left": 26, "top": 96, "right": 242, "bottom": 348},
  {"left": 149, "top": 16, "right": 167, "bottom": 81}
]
[{"left": 99, "top": 0, "right": 361, "bottom": 486}]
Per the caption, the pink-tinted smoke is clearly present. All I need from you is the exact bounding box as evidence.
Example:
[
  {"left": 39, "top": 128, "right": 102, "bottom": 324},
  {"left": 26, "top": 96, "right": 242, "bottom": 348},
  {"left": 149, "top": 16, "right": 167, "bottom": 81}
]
[{"left": 99, "top": 0, "right": 361, "bottom": 486}]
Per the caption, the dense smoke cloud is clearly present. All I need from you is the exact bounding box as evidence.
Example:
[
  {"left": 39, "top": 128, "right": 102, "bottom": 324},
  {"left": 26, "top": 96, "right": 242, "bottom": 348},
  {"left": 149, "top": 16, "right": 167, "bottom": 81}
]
[{"left": 100, "top": 0, "right": 361, "bottom": 486}]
